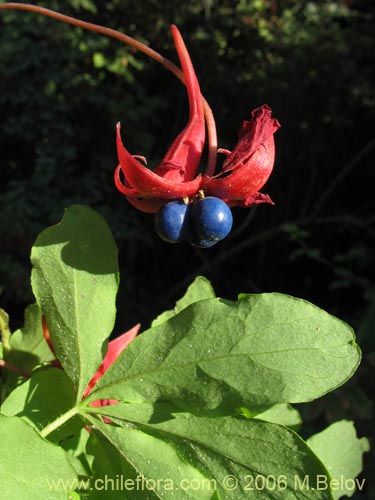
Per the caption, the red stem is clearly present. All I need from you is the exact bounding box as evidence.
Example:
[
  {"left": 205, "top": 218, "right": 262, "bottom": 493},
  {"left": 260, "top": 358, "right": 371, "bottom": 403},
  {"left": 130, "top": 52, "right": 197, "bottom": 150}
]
[
  {"left": 0, "top": 359, "right": 31, "bottom": 378},
  {"left": 0, "top": 2, "right": 218, "bottom": 176}
]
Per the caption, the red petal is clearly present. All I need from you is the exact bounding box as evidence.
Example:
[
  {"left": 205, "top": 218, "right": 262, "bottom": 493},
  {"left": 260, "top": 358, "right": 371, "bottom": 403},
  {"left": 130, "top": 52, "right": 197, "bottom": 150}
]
[
  {"left": 114, "top": 164, "right": 139, "bottom": 196},
  {"left": 115, "top": 164, "right": 166, "bottom": 212},
  {"left": 126, "top": 196, "right": 166, "bottom": 213},
  {"left": 117, "top": 123, "right": 202, "bottom": 198},
  {"left": 204, "top": 135, "right": 276, "bottom": 200},
  {"left": 222, "top": 104, "right": 280, "bottom": 174},
  {"left": 154, "top": 25, "right": 205, "bottom": 181},
  {"left": 115, "top": 26, "right": 205, "bottom": 203},
  {"left": 233, "top": 192, "right": 275, "bottom": 207},
  {"left": 82, "top": 323, "right": 140, "bottom": 398}
]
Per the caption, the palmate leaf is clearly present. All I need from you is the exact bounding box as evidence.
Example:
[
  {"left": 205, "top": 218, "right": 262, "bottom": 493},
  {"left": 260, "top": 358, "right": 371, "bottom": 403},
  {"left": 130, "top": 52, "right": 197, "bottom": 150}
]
[
  {"left": 30, "top": 205, "right": 119, "bottom": 399},
  {"left": 86, "top": 402, "right": 333, "bottom": 500},
  {"left": 86, "top": 293, "right": 360, "bottom": 414}
]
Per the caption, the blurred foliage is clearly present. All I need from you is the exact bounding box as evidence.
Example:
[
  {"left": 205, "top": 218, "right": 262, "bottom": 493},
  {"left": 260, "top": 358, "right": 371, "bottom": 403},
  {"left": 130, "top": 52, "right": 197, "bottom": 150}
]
[{"left": 0, "top": 0, "right": 374, "bottom": 495}]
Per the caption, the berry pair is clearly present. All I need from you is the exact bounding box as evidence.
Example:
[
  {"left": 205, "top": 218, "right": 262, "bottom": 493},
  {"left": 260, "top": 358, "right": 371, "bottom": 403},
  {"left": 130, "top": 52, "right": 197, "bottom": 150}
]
[{"left": 155, "top": 197, "right": 233, "bottom": 248}]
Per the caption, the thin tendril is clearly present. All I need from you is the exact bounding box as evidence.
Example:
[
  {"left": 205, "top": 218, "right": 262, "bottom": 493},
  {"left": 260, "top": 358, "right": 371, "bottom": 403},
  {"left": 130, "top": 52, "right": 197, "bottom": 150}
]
[{"left": 0, "top": 3, "right": 218, "bottom": 175}]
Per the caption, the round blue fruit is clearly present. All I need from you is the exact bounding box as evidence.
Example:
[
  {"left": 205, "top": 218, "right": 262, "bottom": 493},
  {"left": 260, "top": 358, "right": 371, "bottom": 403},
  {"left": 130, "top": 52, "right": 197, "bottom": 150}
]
[
  {"left": 155, "top": 201, "right": 191, "bottom": 243},
  {"left": 190, "top": 238, "right": 218, "bottom": 248},
  {"left": 191, "top": 197, "right": 233, "bottom": 241}
]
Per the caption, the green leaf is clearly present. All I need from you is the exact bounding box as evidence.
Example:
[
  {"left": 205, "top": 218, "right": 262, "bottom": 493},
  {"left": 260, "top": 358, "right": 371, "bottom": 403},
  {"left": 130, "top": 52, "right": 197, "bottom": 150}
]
[
  {"left": 1, "top": 304, "right": 55, "bottom": 400},
  {"left": 0, "top": 308, "right": 11, "bottom": 355},
  {"left": 69, "top": 492, "right": 82, "bottom": 500},
  {"left": 87, "top": 431, "right": 161, "bottom": 499},
  {"left": 61, "top": 427, "right": 93, "bottom": 477},
  {"left": 87, "top": 294, "right": 360, "bottom": 414},
  {"left": 31, "top": 205, "right": 119, "bottom": 399},
  {"left": 89, "top": 416, "right": 217, "bottom": 500},
  {"left": 70, "top": 0, "right": 98, "bottom": 14},
  {"left": 152, "top": 276, "right": 216, "bottom": 327},
  {"left": 0, "top": 367, "right": 82, "bottom": 442},
  {"left": 0, "top": 414, "right": 78, "bottom": 499},
  {"left": 254, "top": 403, "right": 302, "bottom": 430},
  {"left": 9, "top": 303, "right": 55, "bottom": 370},
  {"left": 307, "top": 421, "right": 370, "bottom": 499},
  {"left": 89, "top": 402, "right": 333, "bottom": 500}
]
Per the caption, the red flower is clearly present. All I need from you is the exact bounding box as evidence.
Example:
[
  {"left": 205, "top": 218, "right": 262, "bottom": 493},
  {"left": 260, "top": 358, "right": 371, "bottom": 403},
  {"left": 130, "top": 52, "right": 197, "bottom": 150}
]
[
  {"left": 115, "top": 26, "right": 280, "bottom": 213},
  {"left": 114, "top": 24, "right": 205, "bottom": 213}
]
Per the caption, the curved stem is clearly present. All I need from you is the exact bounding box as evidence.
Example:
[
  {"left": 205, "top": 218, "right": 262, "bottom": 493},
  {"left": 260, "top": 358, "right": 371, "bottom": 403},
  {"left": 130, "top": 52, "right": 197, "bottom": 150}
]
[
  {"left": 0, "top": 2, "right": 217, "bottom": 175},
  {"left": 203, "top": 104, "right": 218, "bottom": 177}
]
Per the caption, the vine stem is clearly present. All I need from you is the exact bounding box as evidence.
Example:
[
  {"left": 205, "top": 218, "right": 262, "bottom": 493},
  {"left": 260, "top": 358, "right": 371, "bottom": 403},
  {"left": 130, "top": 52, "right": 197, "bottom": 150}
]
[
  {"left": 40, "top": 406, "right": 80, "bottom": 438},
  {"left": 0, "top": 2, "right": 218, "bottom": 176},
  {"left": 0, "top": 359, "right": 31, "bottom": 378}
]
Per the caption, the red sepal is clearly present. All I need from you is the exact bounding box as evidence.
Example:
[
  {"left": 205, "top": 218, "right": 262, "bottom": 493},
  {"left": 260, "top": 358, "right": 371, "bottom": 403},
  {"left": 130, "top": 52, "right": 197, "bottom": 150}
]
[
  {"left": 115, "top": 25, "right": 205, "bottom": 202},
  {"left": 116, "top": 124, "right": 203, "bottom": 198},
  {"left": 204, "top": 105, "right": 280, "bottom": 200}
]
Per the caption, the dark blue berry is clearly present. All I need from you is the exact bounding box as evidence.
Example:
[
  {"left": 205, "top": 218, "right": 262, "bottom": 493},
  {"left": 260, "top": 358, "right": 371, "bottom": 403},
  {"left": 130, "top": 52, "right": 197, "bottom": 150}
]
[
  {"left": 191, "top": 197, "right": 233, "bottom": 242},
  {"left": 190, "top": 238, "right": 218, "bottom": 248},
  {"left": 155, "top": 201, "right": 191, "bottom": 243}
]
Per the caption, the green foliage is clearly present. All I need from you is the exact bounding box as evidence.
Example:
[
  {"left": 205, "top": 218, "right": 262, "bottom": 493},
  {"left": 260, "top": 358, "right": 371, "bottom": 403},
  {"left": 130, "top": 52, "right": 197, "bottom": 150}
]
[
  {"left": 0, "top": 0, "right": 163, "bottom": 313},
  {"left": 31, "top": 205, "right": 119, "bottom": 398},
  {"left": 8, "top": 303, "right": 54, "bottom": 370},
  {"left": 151, "top": 275, "right": 216, "bottom": 326},
  {"left": 253, "top": 403, "right": 302, "bottom": 430},
  {"left": 0, "top": 0, "right": 373, "bottom": 328},
  {"left": 90, "top": 409, "right": 332, "bottom": 500},
  {"left": 0, "top": 308, "right": 10, "bottom": 355},
  {"left": 0, "top": 414, "right": 78, "bottom": 499},
  {"left": 1, "top": 367, "right": 83, "bottom": 442},
  {"left": 88, "top": 293, "right": 360, "bottom": 413},
  {"left": 0, "top": 205, "right": 369, "bottom": 499},
  {"left": 307, "top": 421, "right": 370, "bottom": 500}
]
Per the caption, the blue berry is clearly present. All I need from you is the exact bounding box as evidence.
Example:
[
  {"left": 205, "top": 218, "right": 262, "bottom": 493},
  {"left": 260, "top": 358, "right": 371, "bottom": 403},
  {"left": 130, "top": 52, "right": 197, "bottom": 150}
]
[
  {"left": 191, "top": 197, "right": 233, "bottom": 242},
  {"left": 155, "top": 201, "right": 191, "bottom": 243},
  {"left": 190, "top": 238, "right": 218, "bottom": 248}
]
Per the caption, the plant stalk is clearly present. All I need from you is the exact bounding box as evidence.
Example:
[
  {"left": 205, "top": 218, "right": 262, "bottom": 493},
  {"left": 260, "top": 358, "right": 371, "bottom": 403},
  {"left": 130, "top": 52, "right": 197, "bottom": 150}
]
[{"left": 40, "top": 406, "right": 80, "bottom": 438}]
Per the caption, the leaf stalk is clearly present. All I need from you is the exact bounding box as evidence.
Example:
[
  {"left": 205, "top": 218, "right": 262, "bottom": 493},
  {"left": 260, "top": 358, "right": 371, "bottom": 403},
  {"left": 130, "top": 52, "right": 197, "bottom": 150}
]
[{"left": 40, "top": 406, "right": 80, "bottom": 438}]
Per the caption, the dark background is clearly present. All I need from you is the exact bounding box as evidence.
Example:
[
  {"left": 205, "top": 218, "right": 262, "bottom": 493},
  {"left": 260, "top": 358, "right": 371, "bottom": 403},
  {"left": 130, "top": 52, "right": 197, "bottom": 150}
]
[{"left": 0, "top": 1, "right": 373, "bottom": 497}]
